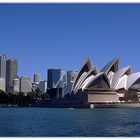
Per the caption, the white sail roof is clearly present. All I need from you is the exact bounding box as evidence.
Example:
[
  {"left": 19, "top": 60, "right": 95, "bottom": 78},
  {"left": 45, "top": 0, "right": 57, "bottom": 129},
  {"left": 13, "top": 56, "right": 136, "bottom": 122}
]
[
  {"left": 71, "top": 57, "right": 140, "bottom": 94},
  {"left": 83, "top": 72, "right": 110, "bottom": 89},
  {"left": 107, "top": 71, "right": 115, "bottom": 85},
  {"left": 115, "top": 74, "right": 128, "bottom": 90},
  {"left": 111, "top": 66, "right": 131, "bottom": 89},
  {"left": 72, "top": 58, "right": 99, "bottom": 93},
  {"left": 72, "top": 58, "right": 93, "bottom": 93},
  {"left": 126, "top": 72, "right": 140, "bottom": 90},
  {"left": 75, "top": 68, "right": 98, "bottom": 93},
  {"left": 100, "top": 58, "right": 119, "bottom": 75}
]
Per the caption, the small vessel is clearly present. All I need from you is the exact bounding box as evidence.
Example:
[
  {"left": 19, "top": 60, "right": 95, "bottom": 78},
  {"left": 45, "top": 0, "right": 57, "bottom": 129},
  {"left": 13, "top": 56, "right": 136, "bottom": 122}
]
[{"left": 68, "top": 108, "right": 74, "bottom": 110}]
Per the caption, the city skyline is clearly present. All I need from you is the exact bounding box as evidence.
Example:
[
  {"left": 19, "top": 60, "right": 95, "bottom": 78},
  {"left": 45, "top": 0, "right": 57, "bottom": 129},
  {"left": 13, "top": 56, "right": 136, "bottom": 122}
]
[
  {"left": 1, "top": 4, "right": 140, "bottom": 80},
  {"left": 0, "top": 53, "right": 78, "bottom": 94}
]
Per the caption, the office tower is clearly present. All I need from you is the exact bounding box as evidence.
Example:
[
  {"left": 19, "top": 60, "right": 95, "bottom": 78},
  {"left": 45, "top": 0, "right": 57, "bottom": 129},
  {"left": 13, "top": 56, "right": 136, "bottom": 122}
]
[
  {"left": 47, "top": 69, "right": 65, "bottom": 98},
  {"left": 20, "top": 77, "right": 32, "bottom": 94},
  {"left": 0, "top": 78, "right": 5, "bottom": 92},
  {"left": 47, "top": 69, "right": 62, "bottom": 89},
  {"left": 6, "top": 58, "right": 18, "bottom": 92},
  {"left": 33, "top": 74, "right": 40, "bottom": 84},
  {"left": 0, "top": 54, "right": 7, "bottom": 79},
  {"left": 67, "top": 71, "right": 78, "bottom": 84},
  {"left": 39, "top": 81, "right": 47, "bottom": 93},
  {"left": 13, "top": 78, "right": 20, "bottom": 92},
  {"left": 61, "top": 70, "right": 67, "bottom": 88},
  {"left": 65, "top": 71, "right": 78, "bottom": 95}
]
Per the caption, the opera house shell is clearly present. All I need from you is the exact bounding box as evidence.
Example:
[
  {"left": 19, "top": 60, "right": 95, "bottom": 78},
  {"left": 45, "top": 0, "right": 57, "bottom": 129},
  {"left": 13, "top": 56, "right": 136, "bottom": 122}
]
[{"left": 71, "top": 58, "right": 140, "bottom": 104}]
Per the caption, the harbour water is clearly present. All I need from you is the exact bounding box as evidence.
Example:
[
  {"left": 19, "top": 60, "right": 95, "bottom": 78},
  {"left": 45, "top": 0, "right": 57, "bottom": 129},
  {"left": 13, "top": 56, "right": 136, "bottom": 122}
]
[{"left": 0, "top": 107, "right": 140, "bottom": 136}]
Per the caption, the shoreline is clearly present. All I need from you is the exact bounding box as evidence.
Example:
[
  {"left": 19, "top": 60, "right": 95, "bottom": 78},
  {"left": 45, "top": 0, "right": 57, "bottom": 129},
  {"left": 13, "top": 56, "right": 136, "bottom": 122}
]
[{"left": 1, "top": 103, "right": 140, "bottom": 108}]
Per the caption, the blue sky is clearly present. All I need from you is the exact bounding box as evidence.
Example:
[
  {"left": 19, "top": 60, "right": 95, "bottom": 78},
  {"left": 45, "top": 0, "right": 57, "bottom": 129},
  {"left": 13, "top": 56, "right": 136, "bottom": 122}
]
[{"left": 0, "top": 3, "right": 140, "bottom": 81}]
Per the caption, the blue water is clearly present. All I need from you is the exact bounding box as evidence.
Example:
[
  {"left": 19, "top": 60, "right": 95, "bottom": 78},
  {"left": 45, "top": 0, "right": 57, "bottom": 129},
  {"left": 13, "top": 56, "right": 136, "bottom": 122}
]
[{"left": 0, "top": 107, "right": 140, "bottom": 136}]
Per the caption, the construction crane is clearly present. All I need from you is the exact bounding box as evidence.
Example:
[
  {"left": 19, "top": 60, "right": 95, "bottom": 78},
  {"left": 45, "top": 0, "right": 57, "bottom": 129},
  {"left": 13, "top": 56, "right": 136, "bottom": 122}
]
[
  {"left": 26, "top": 79, "right": 36, "bottom": 92},
  {"left": 54, "top": 73, "right": 64, "bottom": 88}
]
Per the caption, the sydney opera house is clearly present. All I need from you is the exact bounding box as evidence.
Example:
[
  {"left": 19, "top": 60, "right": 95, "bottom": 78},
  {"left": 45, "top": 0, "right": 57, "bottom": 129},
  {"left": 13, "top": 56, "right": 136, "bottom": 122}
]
[{"left": 70, "top": 58, "right": 140, "bottom": 105}]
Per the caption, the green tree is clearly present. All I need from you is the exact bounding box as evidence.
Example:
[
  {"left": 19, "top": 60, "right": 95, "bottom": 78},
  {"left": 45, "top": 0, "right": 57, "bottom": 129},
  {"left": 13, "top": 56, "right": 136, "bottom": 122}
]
[
  {"left": 39, "top": 93, "right": 50, "bottom": 100},
  {"left": 0, "top": 90, "right": 8, "bottom": 104}
]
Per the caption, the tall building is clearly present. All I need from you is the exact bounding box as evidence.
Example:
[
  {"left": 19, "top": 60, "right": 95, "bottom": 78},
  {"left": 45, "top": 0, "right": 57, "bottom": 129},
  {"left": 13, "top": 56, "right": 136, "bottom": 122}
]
[
  {"left": 33, "top": 74, "right": 41, "bottom": 84},
  {"left": 0, "top": 54, "right": 7, "bottom": 79},
  {"left": 6, "top": 58, "right": 18, "bottom": 92},
  {"left": 65, "top": 71, "right": 78, "bottom": 95},
  {"left": 47, "top": 69, "right": 62, "bottom": 89},
  {"left": 0, "top": 78, "right": 5, "bottom": 92},
  {"left": 61, "top": 70, "right": 67, "bottom": 88},
  {"left": 39, "top": 81, "right": 47, "bottom": 93},
  {"left": 20, "top": 77, "right": 32, "bottom": 94},
  {"left": 13, "top": 78, "right": 20, "bottom": 92},
  {"left": 67, "top": 71, "right": 78, "bottom": 84},
  {"left": 47, "top": 69, "right": 65, "bottom": 99}
]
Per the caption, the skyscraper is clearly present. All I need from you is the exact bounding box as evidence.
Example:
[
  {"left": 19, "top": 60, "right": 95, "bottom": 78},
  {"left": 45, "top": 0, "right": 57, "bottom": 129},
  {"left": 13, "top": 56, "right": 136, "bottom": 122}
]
[
  {"left": 6, "top": 58, "right": 18, "bottom": 92},
  {"left": 61, "top": 70, "right": 67, "bottom": 88},
  {"left": 20, "top": 76, "right": 32, "bottom": 94},
  {"left": 64, "top": 70, "right": 78, "bottom": 95},
  {"left": 0, "top": 78, "right": 5, "bottom": 92},
  {"left": 0, "top": 54, "right": 7, "bottom": 79},
  {"left": 39, "top": 81, "right": 47, "bottom": 93},
  {"left": 33, "top": 74, "right": 40, "bottom": 84},
  {"left": 67, "top": 71, "right": 78, "bottom": 84},
  {"left": 47, "top": 69, "right": 65, "bottom": 99},
  {"left": 47, "top": 69, "right": 62, "bottom": 89},
  {"left": 13, "top": 78, "right": 20, "bottom": 92}
]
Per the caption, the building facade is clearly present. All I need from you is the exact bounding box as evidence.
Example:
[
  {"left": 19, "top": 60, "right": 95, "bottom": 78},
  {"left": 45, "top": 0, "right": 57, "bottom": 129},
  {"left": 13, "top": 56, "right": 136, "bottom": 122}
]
[
  {"left": 0, "top": 54, "right": 7, "bottom": 79},
  {"left": 61, "top": 70, "right": 67, "bottom": 88},
  {"left": 6, "top": 58, "right": 18, "bottom": 92},
  {"left": 20, "top": 77, "right": 32, "bottom": 94},
  {"left": 39, "top": 81, "right": 47, "bottom": 93},
  {"left": 13, "top": 78, "right": 20, "bottom": 92},
  {"left": 0, "top": 77, "right": 5, "bottom": 92},
  {"left": 67, "top": 71, "right": 78, "bottom": 84},
  {"left": 33, "top": 74, "right": 40, "bottom": 84},
  {"left": 47, "top": 69, "right": 62, "bottom": 89},
  {"left": 65, "top": 71, "right": 78, "bottom": 95}
]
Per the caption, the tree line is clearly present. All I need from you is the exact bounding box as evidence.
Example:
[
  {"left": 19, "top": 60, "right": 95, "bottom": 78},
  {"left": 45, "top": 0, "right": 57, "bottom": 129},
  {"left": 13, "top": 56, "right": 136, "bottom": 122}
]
[{"left": 0, "top": 89, "right": 50, "bottom": 106}]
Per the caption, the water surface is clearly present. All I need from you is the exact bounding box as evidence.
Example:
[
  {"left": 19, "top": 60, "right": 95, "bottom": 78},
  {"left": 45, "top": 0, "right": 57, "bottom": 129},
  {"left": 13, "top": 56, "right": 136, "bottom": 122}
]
[{"left": 0, "top": 107, "right": 140, "bottom": 136}]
